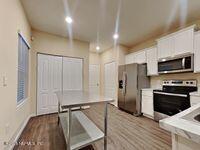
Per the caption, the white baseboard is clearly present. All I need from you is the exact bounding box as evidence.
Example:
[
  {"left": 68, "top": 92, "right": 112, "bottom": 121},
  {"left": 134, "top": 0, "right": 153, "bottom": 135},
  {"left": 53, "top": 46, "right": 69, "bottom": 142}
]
[{"left": 5, "top": 113, "right": 35, "bottom": 150}]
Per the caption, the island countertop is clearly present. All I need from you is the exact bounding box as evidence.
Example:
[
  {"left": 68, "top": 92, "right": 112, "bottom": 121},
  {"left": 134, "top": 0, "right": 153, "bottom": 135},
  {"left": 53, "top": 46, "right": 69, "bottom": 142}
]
[
  {"left": 159, "top": 103, "right": 200, "bottom": 144},
  {"left": 55, "top": 90, "right": 114, "bottom": 109}
]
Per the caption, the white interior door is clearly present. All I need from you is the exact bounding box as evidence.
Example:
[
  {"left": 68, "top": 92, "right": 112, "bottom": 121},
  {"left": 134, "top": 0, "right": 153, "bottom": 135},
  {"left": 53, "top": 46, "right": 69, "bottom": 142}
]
[
  {"left": 89, "top": 64, "right": 100, "bottom": 95},
  {"left": 37, "top": 54, "right": 62, "bottom": 115},
  {"left": 63, "top": 57, "right": 83, "bottom": 90},
  {"left": 104, "top": 62, "right": 117, "bottom": 106}
]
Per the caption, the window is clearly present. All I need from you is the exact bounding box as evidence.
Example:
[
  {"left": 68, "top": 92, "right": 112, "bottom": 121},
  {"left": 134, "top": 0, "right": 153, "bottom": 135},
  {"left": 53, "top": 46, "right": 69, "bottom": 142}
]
[{"left": 17, "top": 34, "right": 29, "bottom": 105}]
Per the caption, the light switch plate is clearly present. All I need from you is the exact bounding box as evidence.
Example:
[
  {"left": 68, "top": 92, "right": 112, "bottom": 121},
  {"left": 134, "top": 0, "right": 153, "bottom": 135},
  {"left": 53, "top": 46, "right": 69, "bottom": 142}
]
[{"left": 3, "top": 76, "right": 7, "bottom": 87}]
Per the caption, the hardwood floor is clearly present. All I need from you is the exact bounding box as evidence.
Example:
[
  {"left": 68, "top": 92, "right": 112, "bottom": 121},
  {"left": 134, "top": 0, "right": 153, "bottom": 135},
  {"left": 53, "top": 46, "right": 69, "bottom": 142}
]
[{"left": 14, "top": 104, "right": 171, "bottom": 150}]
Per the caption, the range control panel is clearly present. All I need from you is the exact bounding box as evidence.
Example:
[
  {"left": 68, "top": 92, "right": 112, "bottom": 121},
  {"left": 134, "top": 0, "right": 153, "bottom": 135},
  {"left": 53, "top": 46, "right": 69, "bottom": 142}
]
[{"left": 163, "top": 80, "right": 197, "bottom": 87}]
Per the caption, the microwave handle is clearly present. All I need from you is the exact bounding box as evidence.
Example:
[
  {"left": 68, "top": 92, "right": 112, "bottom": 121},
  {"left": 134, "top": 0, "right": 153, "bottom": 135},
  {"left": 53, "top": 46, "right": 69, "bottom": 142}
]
[{"left": 182, "top": 58, "right": 185, "bottom": 69}]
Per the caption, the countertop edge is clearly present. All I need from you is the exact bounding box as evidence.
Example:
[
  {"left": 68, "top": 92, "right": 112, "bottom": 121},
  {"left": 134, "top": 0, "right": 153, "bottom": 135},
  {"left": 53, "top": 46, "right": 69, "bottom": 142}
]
[{"left": 159, "top": 103, "right": 200, "bottom": 144}]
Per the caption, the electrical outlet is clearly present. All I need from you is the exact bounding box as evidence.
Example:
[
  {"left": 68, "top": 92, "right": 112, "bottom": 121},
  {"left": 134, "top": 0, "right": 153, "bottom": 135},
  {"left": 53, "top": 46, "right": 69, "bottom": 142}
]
[
  {"left": 5, "top": 124, "right": 9, "bottom": 135},
  {"left": 3, "top": 76, "right": 7, "bottom": 87}
]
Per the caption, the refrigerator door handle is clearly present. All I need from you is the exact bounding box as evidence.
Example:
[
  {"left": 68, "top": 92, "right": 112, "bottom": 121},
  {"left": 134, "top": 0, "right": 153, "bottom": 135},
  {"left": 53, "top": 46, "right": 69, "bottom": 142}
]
[
  {"left": 122, "top": 72, "right": 127, "bottom": 96},
  {"left": 124, "top": 73, "right": 127, "bottom": 95}
]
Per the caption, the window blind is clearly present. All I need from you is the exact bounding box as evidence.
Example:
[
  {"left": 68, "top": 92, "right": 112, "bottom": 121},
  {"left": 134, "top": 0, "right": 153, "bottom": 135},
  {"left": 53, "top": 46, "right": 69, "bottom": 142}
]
[{"left": 17, "top": 34, "right": 29, "bottom": 104}]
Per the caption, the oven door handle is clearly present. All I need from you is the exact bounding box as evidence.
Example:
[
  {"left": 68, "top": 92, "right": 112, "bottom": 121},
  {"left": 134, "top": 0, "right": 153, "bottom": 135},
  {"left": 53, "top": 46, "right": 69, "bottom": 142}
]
[{"left": 153, "top": 91, "right": 187, "bottom": 97}]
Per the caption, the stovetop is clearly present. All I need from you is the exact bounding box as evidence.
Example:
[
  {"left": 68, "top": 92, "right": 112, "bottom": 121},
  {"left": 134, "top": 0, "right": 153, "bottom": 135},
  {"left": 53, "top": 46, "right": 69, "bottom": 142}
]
[
  {"left": 154, "top": 80, "right": 198, "bottom": 95},
  {"left": 154, "top": 86, "right": 197, "bottom": 95}
]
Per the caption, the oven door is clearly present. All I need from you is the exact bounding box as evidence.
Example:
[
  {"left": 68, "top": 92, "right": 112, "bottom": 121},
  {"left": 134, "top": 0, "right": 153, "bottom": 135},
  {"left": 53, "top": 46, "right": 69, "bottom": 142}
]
[{"left": 153, "top": 91, "right": 190, "bottom": 119}]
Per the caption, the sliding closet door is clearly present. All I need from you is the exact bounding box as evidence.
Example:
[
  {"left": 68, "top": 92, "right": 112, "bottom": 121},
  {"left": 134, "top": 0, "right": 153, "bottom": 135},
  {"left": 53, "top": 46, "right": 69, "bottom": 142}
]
[
  {"left": 37, "top": 54, "right": 62, "bottom": 115},
  {"left": 63, "top": 57, "right": 83, "bottom": 90},
  {"left": 37, "top": 55, "right": 83, "bottom": 115}
]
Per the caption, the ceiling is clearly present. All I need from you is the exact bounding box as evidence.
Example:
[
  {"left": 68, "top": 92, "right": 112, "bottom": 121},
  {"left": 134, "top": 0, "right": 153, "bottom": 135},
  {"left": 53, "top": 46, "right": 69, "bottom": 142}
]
[{"left": 21, "top": 0, "right": 200, "bottom": 52}]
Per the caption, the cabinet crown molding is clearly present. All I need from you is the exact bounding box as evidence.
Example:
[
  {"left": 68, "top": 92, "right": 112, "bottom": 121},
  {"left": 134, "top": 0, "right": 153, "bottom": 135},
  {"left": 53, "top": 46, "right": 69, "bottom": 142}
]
[{"left": 156, "top": 24, "right": 196, "bottom": 42}]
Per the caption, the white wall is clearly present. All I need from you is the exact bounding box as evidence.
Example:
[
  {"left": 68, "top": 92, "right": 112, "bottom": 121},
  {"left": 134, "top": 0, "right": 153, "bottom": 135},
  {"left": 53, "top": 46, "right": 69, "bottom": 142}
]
[
  {"left": 0, "top": 0, "right": 31, "bottom": 148},
  {"left": 100, "top": 45, "right": 128, "bottom": 106},
  {"left": 89, "top": 52, "right": 100, "bottom": 65}
]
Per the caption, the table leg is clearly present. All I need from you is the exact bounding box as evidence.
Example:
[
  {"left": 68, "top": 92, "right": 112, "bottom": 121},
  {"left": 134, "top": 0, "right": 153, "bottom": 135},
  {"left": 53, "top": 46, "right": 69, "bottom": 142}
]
[
  {"left": 58, "top": 102, "right": 60, "bottom": 125},
  {"left": 104, "top": 102, "right": 108, "bottom": 150},
  {"left": 67, "top": 108, "right": 72, "bottom": 150}
]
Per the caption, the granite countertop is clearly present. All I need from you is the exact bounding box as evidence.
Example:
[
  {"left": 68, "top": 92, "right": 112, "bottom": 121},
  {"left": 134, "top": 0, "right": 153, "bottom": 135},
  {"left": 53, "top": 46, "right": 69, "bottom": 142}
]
[
  {"left": 142, "top": 88, "right": 154, "bottom": 91},
  {"left": 55, "top": 90, "right": 114, "bottom": 109},
  {"left": 159, "top": 103, "right": 200, "bottom": 144}
]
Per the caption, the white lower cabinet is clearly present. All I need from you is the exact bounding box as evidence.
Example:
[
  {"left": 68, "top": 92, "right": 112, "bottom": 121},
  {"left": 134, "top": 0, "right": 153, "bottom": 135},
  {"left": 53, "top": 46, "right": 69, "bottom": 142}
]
[
  {"left": 190, "top": 93, "right": 200, "bottom": 106},
  {"left": 142, "top": 89, "right": 154, "bottom": 119}
]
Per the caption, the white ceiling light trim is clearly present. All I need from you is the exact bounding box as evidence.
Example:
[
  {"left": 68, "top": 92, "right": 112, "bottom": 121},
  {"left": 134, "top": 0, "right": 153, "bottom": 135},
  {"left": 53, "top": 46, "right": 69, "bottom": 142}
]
[
  {"left": 65, "top": 16, "right": 73, "bottom": 24},
  {"left": 96, "top": 46, "right": 100, "bottom": 51},
  {"left": 113, "top": 33, "right": 119, "bottom": 39}
]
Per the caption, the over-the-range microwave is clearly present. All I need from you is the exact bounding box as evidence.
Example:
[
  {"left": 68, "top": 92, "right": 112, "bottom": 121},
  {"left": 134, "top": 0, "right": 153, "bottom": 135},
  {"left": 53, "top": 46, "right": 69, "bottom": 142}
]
[{"left": 158, "top": 54, "right": 194, "bottom": 74}]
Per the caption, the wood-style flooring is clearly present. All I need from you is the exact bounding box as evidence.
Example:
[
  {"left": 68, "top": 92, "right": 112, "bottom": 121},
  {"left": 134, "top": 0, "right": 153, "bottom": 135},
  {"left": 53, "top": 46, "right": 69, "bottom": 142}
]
[{"left": 14, "top": 104, "right": 172, "bottom": 150}]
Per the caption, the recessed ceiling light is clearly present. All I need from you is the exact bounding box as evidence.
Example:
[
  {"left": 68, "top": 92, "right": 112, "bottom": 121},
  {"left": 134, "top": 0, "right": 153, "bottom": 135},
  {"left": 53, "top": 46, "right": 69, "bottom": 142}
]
[
  {"left": 113, "top": 33, "right": 119, "bottom": 39},
  {"left": 65, "top": 16, "right": 73, "bottom": 24},
  {"left": 96, "top": 46, "right": 100, "bottom": 51}
]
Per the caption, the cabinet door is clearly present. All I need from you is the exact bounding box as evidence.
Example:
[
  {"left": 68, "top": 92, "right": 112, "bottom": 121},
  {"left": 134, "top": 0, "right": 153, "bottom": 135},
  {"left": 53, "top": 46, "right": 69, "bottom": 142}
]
[
  {"left": 135, "top": 50, "right": 146, "bottom": 64},
  {"left": 157, "top": 36, "right": 174, "bottom": 60},
  {"left": 142, "top": 95, "right": 154, "bottom": 118},
  {"left": 146, "top": 47, "right": 158, "bottom": 76},
  {"left": 174, "top": 29, "right": 194, "bottom": 56},
  {"left": 125, "top": 53, "right": 134, "bottom": 64},
  {"left": 194, "top": 32, "right": 200, "bottom": 73}
]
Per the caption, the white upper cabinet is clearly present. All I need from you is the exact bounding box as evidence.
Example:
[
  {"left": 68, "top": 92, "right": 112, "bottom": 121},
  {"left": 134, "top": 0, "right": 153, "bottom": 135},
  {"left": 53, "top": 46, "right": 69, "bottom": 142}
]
[
  {"left": 173, "top": 27, "right": 194, "bottom": 56},
  {"left": 125, "top": 53, "right": 134, "bottom": 64},
  {"left": 194, "top": 32, "right": 200, "bottom": 73},
  {"left": 125, "top": 50, "right": 146, "bottom": 65},
  {"left": 157, "top": 36, "right": 174, "bottom": 60},
  {"left": 157, "top": 25, "right": 195, "bottom": 60},
  {"left": 134, "top": 50, "right": 146, "bottom": 64},
  {"left": 146, "top": 47, "right": 158, "bottom": 76}
]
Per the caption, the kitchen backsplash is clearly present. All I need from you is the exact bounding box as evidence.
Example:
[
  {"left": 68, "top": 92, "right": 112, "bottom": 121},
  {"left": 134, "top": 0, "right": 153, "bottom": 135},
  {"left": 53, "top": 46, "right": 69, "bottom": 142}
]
[{"left": 150, "top": 72, "right": 200, "bottom": 89}]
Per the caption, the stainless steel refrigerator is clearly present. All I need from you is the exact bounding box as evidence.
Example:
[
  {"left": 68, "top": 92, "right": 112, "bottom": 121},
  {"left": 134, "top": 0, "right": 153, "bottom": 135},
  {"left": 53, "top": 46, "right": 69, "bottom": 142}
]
[{"left": 118, "top": 63, "right": 150, "bottom": 116}]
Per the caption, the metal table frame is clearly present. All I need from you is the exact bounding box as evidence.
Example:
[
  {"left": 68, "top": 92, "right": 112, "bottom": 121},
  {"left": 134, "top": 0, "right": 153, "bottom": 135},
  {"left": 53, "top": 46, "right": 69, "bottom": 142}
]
[{"left": 58, "top": 101, "right": 109, "bottom": 150}]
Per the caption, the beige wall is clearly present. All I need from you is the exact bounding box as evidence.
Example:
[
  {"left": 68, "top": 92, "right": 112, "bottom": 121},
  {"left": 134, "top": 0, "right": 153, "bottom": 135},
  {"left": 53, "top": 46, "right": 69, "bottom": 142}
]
[
  {"left": 89, "top": 52, "right": 100, "bottom": 65},
  {"left": 30, "top": 30, "right": 90, "bottom": 114},
  {"left": 100, "top": 45, "right": 128, "bottom": 106},
  {"left": 0, "top": 0, "right": 31, "bottom": 148}
]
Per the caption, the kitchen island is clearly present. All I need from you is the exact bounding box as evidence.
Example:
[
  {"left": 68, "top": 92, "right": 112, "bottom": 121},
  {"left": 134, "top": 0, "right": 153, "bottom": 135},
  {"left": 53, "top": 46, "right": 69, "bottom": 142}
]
[
  {"left": 56, "top": 90, "right": 114, "bottom": 150},
  {"left": 160, "top": 103, "right": 200, "bottom": 150}
]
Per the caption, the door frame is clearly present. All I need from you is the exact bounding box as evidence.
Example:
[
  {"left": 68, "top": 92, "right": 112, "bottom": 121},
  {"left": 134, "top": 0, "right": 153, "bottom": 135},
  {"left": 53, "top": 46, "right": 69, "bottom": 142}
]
[{"left": 36, "top": 52, "right": 84, "bottom": 115}]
